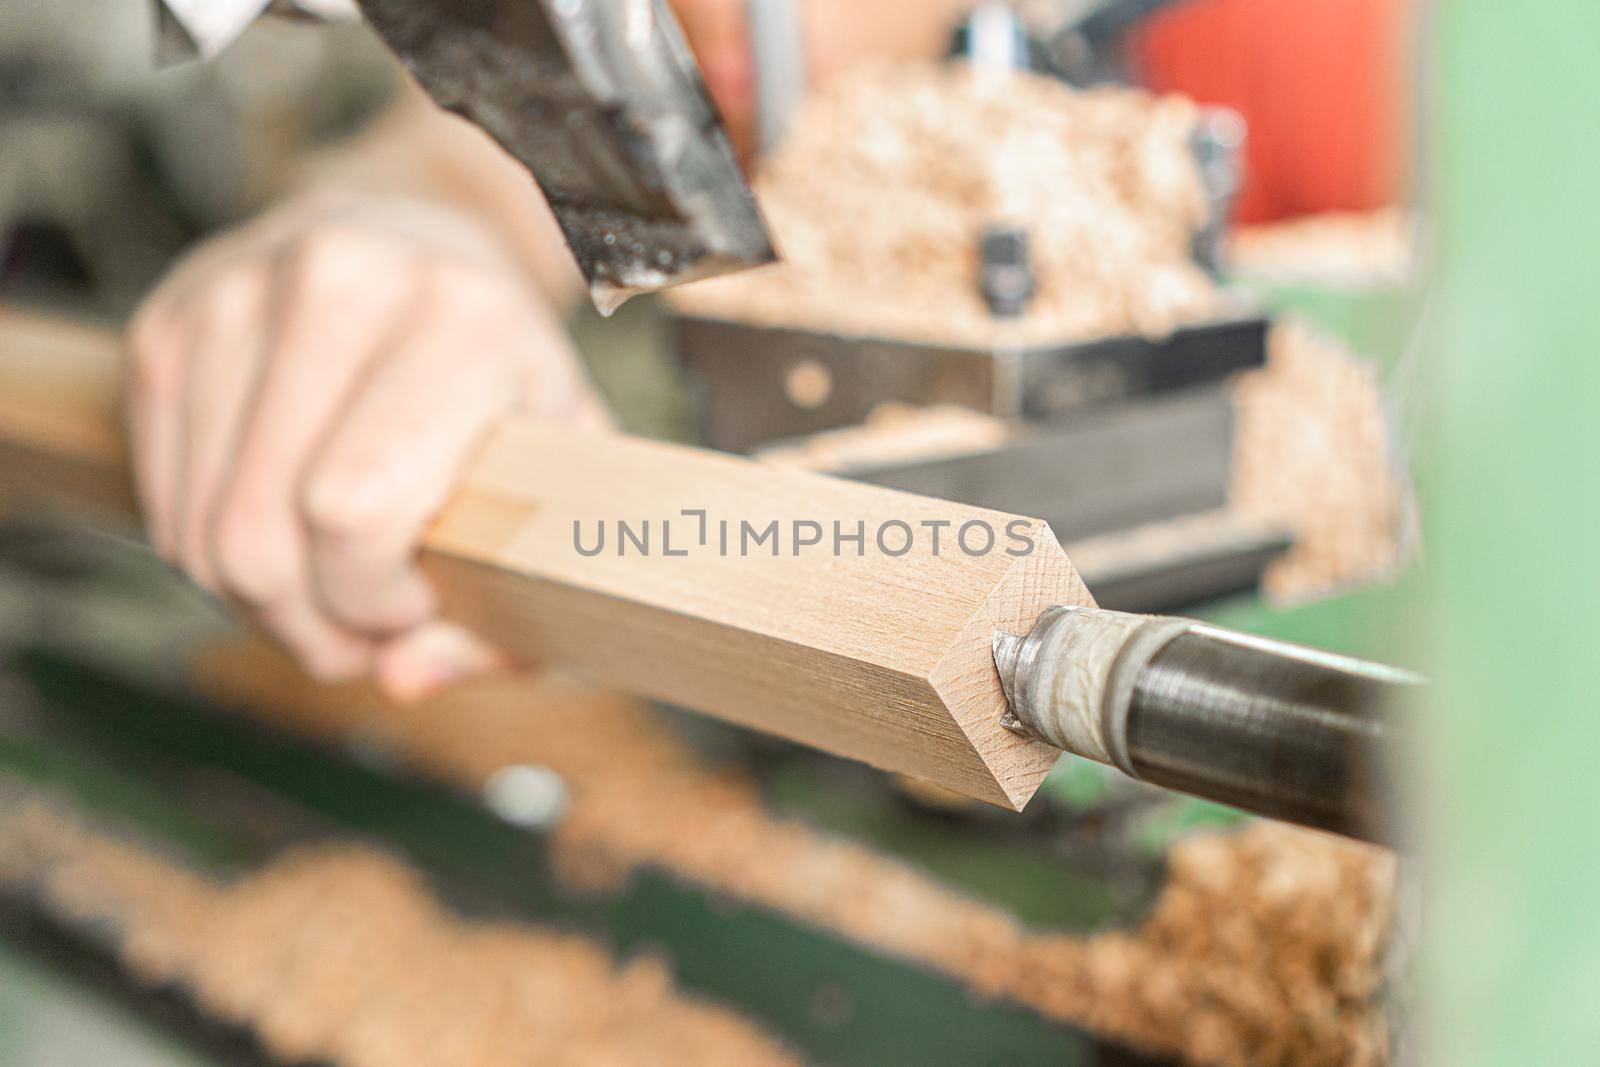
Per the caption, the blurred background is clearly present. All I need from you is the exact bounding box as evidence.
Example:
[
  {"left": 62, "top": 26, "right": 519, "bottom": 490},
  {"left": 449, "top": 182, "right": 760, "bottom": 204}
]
[{"left": 1, "top": 1, "right": 1595, "bottom": 1065}]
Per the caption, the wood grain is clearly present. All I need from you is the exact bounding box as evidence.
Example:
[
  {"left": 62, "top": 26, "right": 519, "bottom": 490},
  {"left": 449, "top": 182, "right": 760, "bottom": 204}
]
[
  {"left": 0, "top": 306, "right": 1093, "bottom": 809},
  {"left": 0, "top": 308, "right": 132, "bottom": 515}
]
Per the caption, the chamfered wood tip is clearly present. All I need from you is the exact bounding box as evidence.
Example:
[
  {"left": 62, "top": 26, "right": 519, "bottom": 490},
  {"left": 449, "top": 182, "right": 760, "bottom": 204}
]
[{"left": 927, "top": 520, "right": 1090, "bottom": 811}]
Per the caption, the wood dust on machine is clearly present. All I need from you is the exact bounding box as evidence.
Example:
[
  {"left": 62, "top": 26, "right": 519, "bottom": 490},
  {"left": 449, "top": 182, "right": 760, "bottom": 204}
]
[
  {"left": 0, "top": 787, "right": 800, "bottom": 1067},
  {"left": 180, "top": 639, "right": 1402, "bottom": 1067},
  {"left": 677, "top": 62, "right": 1408, "bottom": 601}
]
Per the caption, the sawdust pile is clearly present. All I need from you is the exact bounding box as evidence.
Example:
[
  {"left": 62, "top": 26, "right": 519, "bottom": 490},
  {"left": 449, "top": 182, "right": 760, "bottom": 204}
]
[
  {"left": 192, "top": 641, "right": 1400, "bottom": 1067},
  {"left": 1231, "top": 322, "right": 1404, "bottom": 600},
  {"left": 0, "top": 792, "right": 798, "bottom": 1067},
  {"left": 758, "top": 403, "right": 1012, "bottom": 470},
  {"left": 672, "top": 63, "right": 1223, "bottom": 346},
  {"left": 1229, "top": 209, "right": 1414, "bottom": 285}
]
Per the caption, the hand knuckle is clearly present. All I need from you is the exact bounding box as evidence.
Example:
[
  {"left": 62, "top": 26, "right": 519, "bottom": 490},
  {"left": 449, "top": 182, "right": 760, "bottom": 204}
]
[
  {"left": 204, "top": 265, "right": 265, "bottom": 324},
  {"left": 436, "top": 264, "right": 519, "bottom": 314},
  {"left": 290, "top": 226, "right": 379, "bottom": 291},
  {"left": 302, "top": 460, "right": 389, "bottom": 538}
]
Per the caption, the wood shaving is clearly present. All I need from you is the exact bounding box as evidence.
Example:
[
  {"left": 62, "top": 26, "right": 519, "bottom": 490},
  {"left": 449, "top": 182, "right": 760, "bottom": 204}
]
[
  {"left": 190, "top": 640, "right": 1400, "bottom": 1067},
  {"left": 757, "top": 403, "right": 1011, "bottom": 470},
  {"left": 1228, "top": 209, "right": 1415, "bottom": 286},
  {"left": 671, "top": 62, "right": 1223, "bottom": 347},
  {"left": 0, "top": 790, "right": 799, "bottom": 1067},
  {"left": 1231, "top": 322, "right": 1404, "bottom": 601}
]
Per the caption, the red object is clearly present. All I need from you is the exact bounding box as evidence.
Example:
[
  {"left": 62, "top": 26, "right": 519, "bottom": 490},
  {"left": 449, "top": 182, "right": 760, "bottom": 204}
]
[{"left": 1130, "top": 0, "right": 1413, "bottom": 223}]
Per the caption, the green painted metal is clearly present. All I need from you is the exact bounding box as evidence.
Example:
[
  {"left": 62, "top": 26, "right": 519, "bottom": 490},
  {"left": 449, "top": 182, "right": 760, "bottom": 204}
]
[
  {"left": 1232, "top": 277, "right": 1415, "bottom": 375},
  {"left": 0, "top": 945, "right": 216, "bottom": 1067},
  {"left": 1197, "top": 575, "right": 1423, "bottom": 668},
  {"left": 1421, "top": 4, "right": 1600, "bottom": 1063}
]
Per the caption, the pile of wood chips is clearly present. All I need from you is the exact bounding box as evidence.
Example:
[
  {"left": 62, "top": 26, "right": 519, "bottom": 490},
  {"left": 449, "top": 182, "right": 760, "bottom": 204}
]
[
  {"left": 0, "top": 788, "right": 799, "bottom": 1067},
  {"left": 1231, "top": 322, "right": 1405, "bottom": 600},
  {"left": 672, "top": 63, "right": 1222, "bottom": 346},
  {"left": 1228, "top": 209, "right": 1415, "bottom": 285},
  {"left": 180, "top": 640, "right": 1401, "bottom": 1067},
  {"left": 665, "top": 61, "right": 1407, "bottom": 601},
  {"left": 757, "top": 403, "right": 1012, "bottom": 470}
]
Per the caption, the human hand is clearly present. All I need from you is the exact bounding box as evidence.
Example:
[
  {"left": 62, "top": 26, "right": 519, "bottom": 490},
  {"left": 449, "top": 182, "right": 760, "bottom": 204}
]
[{"left": 125, "top": 195, "right": 610, "bottom": 699}]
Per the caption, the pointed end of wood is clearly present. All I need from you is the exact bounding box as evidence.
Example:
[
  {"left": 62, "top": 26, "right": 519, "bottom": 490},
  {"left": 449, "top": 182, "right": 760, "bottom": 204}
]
[{"left": 928, "top": 520, "right": 1094, "bottom": 812}]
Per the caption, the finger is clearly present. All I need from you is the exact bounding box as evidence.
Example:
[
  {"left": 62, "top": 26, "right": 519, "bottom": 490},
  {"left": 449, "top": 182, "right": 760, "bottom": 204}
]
[
  {"left": 124, "top": 299, "right": 193, "bottom": 560},
  {"left": 173, "top": 267, "right": 269, "bottom": 589},
  {"left": 258, "top": 595, "right": 374, "bottom": 682},
  {"left": 526, "top": 348, "right": 615, "bottom": 432},
  {"left": 208, "top": 228, "right": 415, "bottom": 671},
  {"left": 300, "top": 271, "right": 527, "bottom": 635},
  {"left": 513, "top": 300, "right": 614, "bottom": 431},
  {"left": 373, "top": 620, "right": 505, "bottom": 703}
]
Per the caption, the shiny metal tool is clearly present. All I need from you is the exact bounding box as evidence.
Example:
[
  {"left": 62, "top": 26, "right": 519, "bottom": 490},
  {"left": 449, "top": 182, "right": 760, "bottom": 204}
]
[
  {"left": 357, "top": 0, "right": 775, "bottom": 310},
  {"left": 153, "top": 0, "right": 776, "bottom": 309},
  {"left": 994, "top": 606, "right": 1421, "bottom": 844}
]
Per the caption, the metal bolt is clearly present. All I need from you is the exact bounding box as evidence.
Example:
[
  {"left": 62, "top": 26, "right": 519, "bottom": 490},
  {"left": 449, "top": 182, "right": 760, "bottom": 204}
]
[
  {"left": 979, "top": 225, "right": 1035, "bottom": 318},
  {"left": 483, "top": 764, "right": 569, "bottom": 829}
]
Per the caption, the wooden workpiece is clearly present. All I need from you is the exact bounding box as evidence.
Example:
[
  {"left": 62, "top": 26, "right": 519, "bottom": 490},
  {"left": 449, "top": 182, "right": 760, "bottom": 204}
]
[{"left": 0, "top": 306, "right": 1092, "bottom": 809}]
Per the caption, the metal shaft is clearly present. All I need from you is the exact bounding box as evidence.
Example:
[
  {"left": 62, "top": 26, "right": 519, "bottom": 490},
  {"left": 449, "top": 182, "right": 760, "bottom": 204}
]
[{"left": 994, "top": 607, "right": 1420, "bottom": 844}]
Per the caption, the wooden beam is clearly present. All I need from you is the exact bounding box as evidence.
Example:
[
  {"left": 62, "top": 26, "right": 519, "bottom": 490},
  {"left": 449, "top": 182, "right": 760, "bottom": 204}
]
[
  {"left": 0, "top": 308, "right": 133, "bottom": 516},
  {"left": 0, "top": 306, "right": 1092, "bottom": 809}
]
